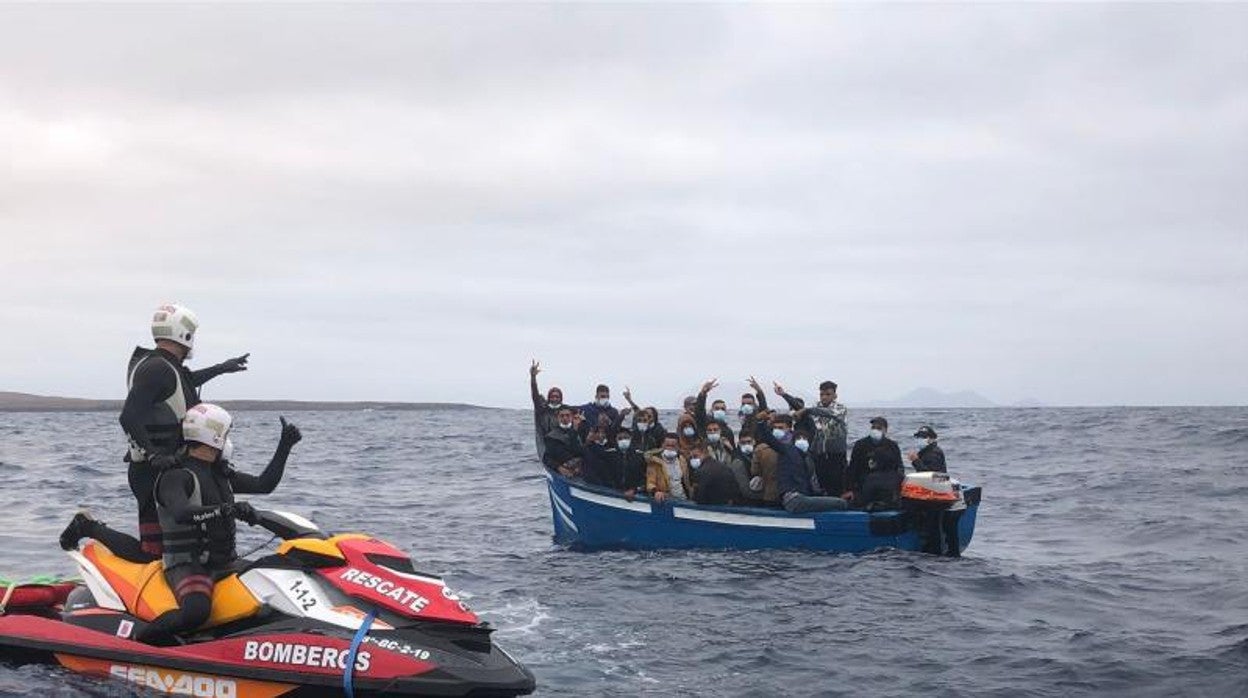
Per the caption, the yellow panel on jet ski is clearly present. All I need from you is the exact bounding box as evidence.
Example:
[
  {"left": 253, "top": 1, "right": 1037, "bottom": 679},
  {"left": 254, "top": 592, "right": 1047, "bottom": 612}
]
[
  {"left": 276, "top": 533, "right": 369, "bottom": 560},
  {"left": 205, "top": 574, "right": 261, "bottom": 628},
  {"left": 82, "top": 543, "right": 179, "bottom": 620}
]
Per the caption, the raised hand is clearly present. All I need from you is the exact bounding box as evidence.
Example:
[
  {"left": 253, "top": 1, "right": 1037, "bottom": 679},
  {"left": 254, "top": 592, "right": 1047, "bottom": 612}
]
[
  {"left": 747, "top": 376, "right": 762, "bottom": 392},
  {"left": 278, "top": 416, "right": 302, "bottom": 449},
  {"left": 700, "top": 378, "right": 719, "bottom": 394},
  {"left": 530, "top": 360, "right": 541, "bottom": 378},
  {"left": 773, "top": 381, "right": 786, "bottom": 396},
  {"left": 623, "top": 386, "right": 632, "bottom": 402},
  {"left": 221, "top": 353, "right": 250, "bottom": 373}
]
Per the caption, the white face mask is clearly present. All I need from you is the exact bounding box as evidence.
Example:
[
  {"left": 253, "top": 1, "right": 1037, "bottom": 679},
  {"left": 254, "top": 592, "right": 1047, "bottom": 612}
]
[
  {"left": 662, "top": 448, "right": 677, "bottom": 460},
  {"left": 618, "top": 439, "right": 632, "bottom": 450},
  {"left": 690, "top": 457, "right": 702, "bottom": 469},
  {"left": 712, "top": 409, "right": 727, "bottom": 421},
  {"left": 596, "top": 398, "right": 610, "bottom": 407},
  {"left": 707, "top": 432, "right": 721, "bottom": 443},
  {"left": 795, "top": 438, "right": 810, "bottom": 452},
  {"left": 869, "top": 428, "right": 884, "bottom": 441},
  {"left": 739, "top": 404, "right": 755, "bottom": 416},
  {"left": 682, "top": 426, "right": 696, "bottom": 437},
  {"left": 547, "top": 400, "right": 562, "bottom": 409},
  {"left": 637, "top": 421, "right": 651, "bottom": 431},
  {"left": 915, "top": 438, "right": 929, "bottom": 449},
  {"left": 772, "top": 428, "right": 787, "bottom": 440},
  {"left": 740, "top": 443, "right": 755, "bottom": 455},
  {"left": 559, "top": 420, "right": 573, "bottom": 430}
]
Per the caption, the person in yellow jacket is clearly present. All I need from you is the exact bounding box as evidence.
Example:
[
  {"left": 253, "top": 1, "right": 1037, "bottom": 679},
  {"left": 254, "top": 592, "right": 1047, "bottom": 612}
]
[{"left": 645, "top": 433, "right": 691, "bottom": 503}]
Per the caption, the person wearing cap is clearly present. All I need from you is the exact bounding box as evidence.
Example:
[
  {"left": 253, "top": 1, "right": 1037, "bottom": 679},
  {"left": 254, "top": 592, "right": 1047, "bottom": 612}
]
[
  {"left": 781, "top": 380, "right": 850, "bottom": 497},
  {"left": 907, "top": 426, "right": 946, "bottom": 473},
  {"left": 846, "top": 416, "right": 904, "bottom": 509},
  {"left": 529, "top": 360, "right": 567, "bottom": 461}
]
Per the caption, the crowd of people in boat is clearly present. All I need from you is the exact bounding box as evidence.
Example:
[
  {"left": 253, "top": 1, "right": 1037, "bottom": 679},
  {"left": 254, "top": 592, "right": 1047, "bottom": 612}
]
[
  {"left": 531, "top": 361, "right": 947, "bottom": 514},
  {"left": 56, "top": 303, "right": 299, "bottom": 643}
]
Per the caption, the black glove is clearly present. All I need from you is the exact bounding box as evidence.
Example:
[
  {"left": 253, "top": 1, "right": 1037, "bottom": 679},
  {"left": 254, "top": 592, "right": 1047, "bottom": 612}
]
[
  {"left": 278, "top": 416, "right": 302, "bottom": 449},
  {"left": 230, "top": 501, "right": 260, "bottom": 525},
  {"left": 148, "top": 453, "right": 179, "bottom": 472},
  {"left": 219, "top": 353, "right": 250, "bottom": 374}
]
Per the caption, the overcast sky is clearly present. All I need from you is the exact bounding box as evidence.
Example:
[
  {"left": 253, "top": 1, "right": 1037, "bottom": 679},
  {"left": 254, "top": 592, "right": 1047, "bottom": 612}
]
[{"left": 1, "top": 4, "right": 1245, "bottom": 408}]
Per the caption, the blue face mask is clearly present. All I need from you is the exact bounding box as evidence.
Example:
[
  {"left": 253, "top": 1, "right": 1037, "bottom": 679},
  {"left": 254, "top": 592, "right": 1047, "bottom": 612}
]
[
  {"left": 772, "top": 428, "right": 787, "bottom": 441},
  {"left": 740, "top": 404, "right": 755, "bottom": 416},
  {"left": 795, "top": 439, "right": 810, "bottom": 453},
  {"left": 690, "top": 458, "right": 703, "bottom": 470},
  {"left": 712, "top": 409, "right": 727, "bottom": 421},
  {"left": 869, "top": 428, "right": 883, "bottom": 442},
  {"left": 682, "top": 427, "right": 696, "bottom": 437}
]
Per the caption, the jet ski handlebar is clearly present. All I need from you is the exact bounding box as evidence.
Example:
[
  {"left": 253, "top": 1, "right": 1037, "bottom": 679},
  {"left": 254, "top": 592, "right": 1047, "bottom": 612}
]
[{"left": 252, "top": 509, "right": 329, "bottom": 541}]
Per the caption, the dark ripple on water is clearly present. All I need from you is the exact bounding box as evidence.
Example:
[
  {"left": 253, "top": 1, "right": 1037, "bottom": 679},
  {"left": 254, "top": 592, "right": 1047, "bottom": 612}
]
[{"left": 1, "top": 406, "right": 1247, "bottom": 696}]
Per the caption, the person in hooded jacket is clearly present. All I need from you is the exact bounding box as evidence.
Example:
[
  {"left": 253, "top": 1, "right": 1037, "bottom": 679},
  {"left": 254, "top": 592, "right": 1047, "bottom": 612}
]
[
  {"left": 121, "top": 303, "right": 250, "bottom": 557},
  {"left": 674, "top": 413, "right": 703, "bottom": 460},
  {"left": 614, "top": 425, "right": 648, "bottom": 497},
  {"left": 847, "top": 416, "right": 905, "bottom": 509},
  {"left": 529, "top": 360, "right": 567, "bottom": 462}
]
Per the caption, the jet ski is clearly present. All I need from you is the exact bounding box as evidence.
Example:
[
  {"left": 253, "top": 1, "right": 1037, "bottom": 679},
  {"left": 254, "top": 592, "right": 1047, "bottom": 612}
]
[{"left": 0, "top": 509, "right": 536, "bottom": 697}]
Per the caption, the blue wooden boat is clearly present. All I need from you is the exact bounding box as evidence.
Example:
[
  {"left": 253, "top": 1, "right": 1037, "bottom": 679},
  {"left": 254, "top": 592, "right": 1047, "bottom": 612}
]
[{"left": 543, "top": 470, "right": 982, "bottom": 554}]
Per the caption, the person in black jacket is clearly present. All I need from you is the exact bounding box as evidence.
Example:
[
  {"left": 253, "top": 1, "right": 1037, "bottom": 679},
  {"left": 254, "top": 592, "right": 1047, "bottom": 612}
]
[
  {"left": 755, "top": 415, "right": 847, "bottom": 513},
  {"left": 542, "top": 407, "right": 585, "bottom": 476},
  {"left": 688, "top": 446, "right": 743, "bottom": 506},
  {"left": 121, "top": 303, "right": 249, "bottom": 557},
  {"left": 907, "top": 425, "right": 947, "bottom": 473},
  {"left": 614, "top": 426, "right": 648, "bottom": 498},
  {"left": 847, "top": 416, "right": 904, "bottom": 509}
]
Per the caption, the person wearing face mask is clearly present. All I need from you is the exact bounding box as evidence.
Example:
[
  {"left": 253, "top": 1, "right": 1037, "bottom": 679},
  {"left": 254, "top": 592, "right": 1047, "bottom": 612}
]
[
  {"left": 755, "top": 414, "right": 848, "bottom": 513},
  {"left": 847, "top": 416, "right": 905, "bottom": 509},
  {"left": 906, "top": 426, "right": 946, "bottom": 473},
  {"left": 693, "top": 378, "right": 737, "bottom": 448},
  {"left": 630, "top": 405, "right": 668, "bottom": 453},
  {"left": 581, "top": 426, "right": 620, "bottom": 489},
  {"left": 728, "top": 433, "right": 761, "bottom": 505},
  {"left": 748, "top": 410, "right": 781, "bottom": 507},
  {"left": 614, "top": 426, "right": 648, "bottom": 498},
  {"left": 688, "top": 445, "right": 743, "bottom": 506},
  {"left": 542, "top": 406, "right": 585, "bottom": 477},
  {"left": 579, "top": 384, "right": 620, "bottom": 435},
  {"left": 779, "top": 380, "right": 850, "bottom": 499},
  {"left": 529, "top": 360, "right": 567, "bottom": 462},
  {"left": 645, "top": 434, "right": 690, "bottom": 503},
  {"left": 702, "top": 421, "right": 733, "bottom": 467},
  {"left": 675, "top": 413, "right": 703, "bottom": 460},
  {"left": 740, "top": 376, "right": 771, "bottom": 436}
]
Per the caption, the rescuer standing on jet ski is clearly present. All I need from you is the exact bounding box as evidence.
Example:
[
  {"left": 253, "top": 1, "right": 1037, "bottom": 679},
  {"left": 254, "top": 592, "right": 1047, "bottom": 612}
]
[
  {"left": 148, "top": 403, "right": 301, "bottom": 640},
  {"left": 121, "top": 303, "right": 250, "bottom": 556}
]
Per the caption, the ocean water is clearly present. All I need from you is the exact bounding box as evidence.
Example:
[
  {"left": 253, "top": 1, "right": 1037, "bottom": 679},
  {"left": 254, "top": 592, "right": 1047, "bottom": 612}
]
[{"left": 1, "top": 406, "right": 1246, "bottom": 697}]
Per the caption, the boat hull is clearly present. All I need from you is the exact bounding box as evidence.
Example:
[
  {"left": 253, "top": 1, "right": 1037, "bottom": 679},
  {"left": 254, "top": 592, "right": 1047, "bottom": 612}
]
[{"left": 545, "top": 471, "right": 980, "bottom": 554}]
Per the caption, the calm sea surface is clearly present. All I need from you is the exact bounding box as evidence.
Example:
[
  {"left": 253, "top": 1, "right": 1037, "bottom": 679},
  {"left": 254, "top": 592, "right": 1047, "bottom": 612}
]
[{"left": 1, "top": 406, "right": 1246, "bottom": 697}]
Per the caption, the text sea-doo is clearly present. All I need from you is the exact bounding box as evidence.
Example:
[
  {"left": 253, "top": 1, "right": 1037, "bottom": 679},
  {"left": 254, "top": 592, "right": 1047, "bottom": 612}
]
[{"left": 0, "top": 510, "right": 535, "bottom": 696}]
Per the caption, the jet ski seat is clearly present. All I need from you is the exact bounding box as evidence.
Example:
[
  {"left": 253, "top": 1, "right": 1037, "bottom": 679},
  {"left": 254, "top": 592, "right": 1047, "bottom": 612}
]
[{"left": 80, "top": 542, "right": 262, "bottom": 629}]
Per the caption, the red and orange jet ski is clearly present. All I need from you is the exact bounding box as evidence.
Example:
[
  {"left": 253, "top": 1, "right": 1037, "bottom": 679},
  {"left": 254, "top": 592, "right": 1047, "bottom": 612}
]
[{"left": 0, "top": 510, "right": 536, "bottom": 696}]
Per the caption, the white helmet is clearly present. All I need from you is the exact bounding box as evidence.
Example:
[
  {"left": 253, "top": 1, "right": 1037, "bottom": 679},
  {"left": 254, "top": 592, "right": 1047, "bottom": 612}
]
[
  {"left": 151, "top": 303, "right": 199, "bottom": 355},
  {"left": 182, "top": 403, "right": 233, "bottom": 450}
]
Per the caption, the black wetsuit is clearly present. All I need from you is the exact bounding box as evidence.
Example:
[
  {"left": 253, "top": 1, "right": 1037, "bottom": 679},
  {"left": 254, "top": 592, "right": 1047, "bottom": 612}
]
[
  {"left": 119, "top": 347, "right": 234, "bottom": 555},
  {"left": 146, "top": 447, "right": 289, "bottom": 641}
]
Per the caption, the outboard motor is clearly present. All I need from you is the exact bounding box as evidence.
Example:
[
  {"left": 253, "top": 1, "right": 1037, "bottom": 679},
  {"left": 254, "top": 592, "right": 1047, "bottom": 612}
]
[{"left": 901, "top": 472, "right": 965, "bottom": 556}]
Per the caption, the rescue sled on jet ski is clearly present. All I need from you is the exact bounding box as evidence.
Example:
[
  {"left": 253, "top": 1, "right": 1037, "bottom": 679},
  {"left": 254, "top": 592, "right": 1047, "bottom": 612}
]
[
  {"left": 544, "top": 469, "right": 981, "bottom": 555},
  {"left": 0, "top": 510, "right": 535, "bottom": 697}
]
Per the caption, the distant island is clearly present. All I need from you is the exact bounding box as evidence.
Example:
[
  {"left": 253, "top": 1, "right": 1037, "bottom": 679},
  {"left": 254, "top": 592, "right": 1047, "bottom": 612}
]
[
  {"left": 0, "top": 391, "right": 483, "bottom": 413},
  {"left": 863, "top": 387, "right": 1048, "bottom": 409}
]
